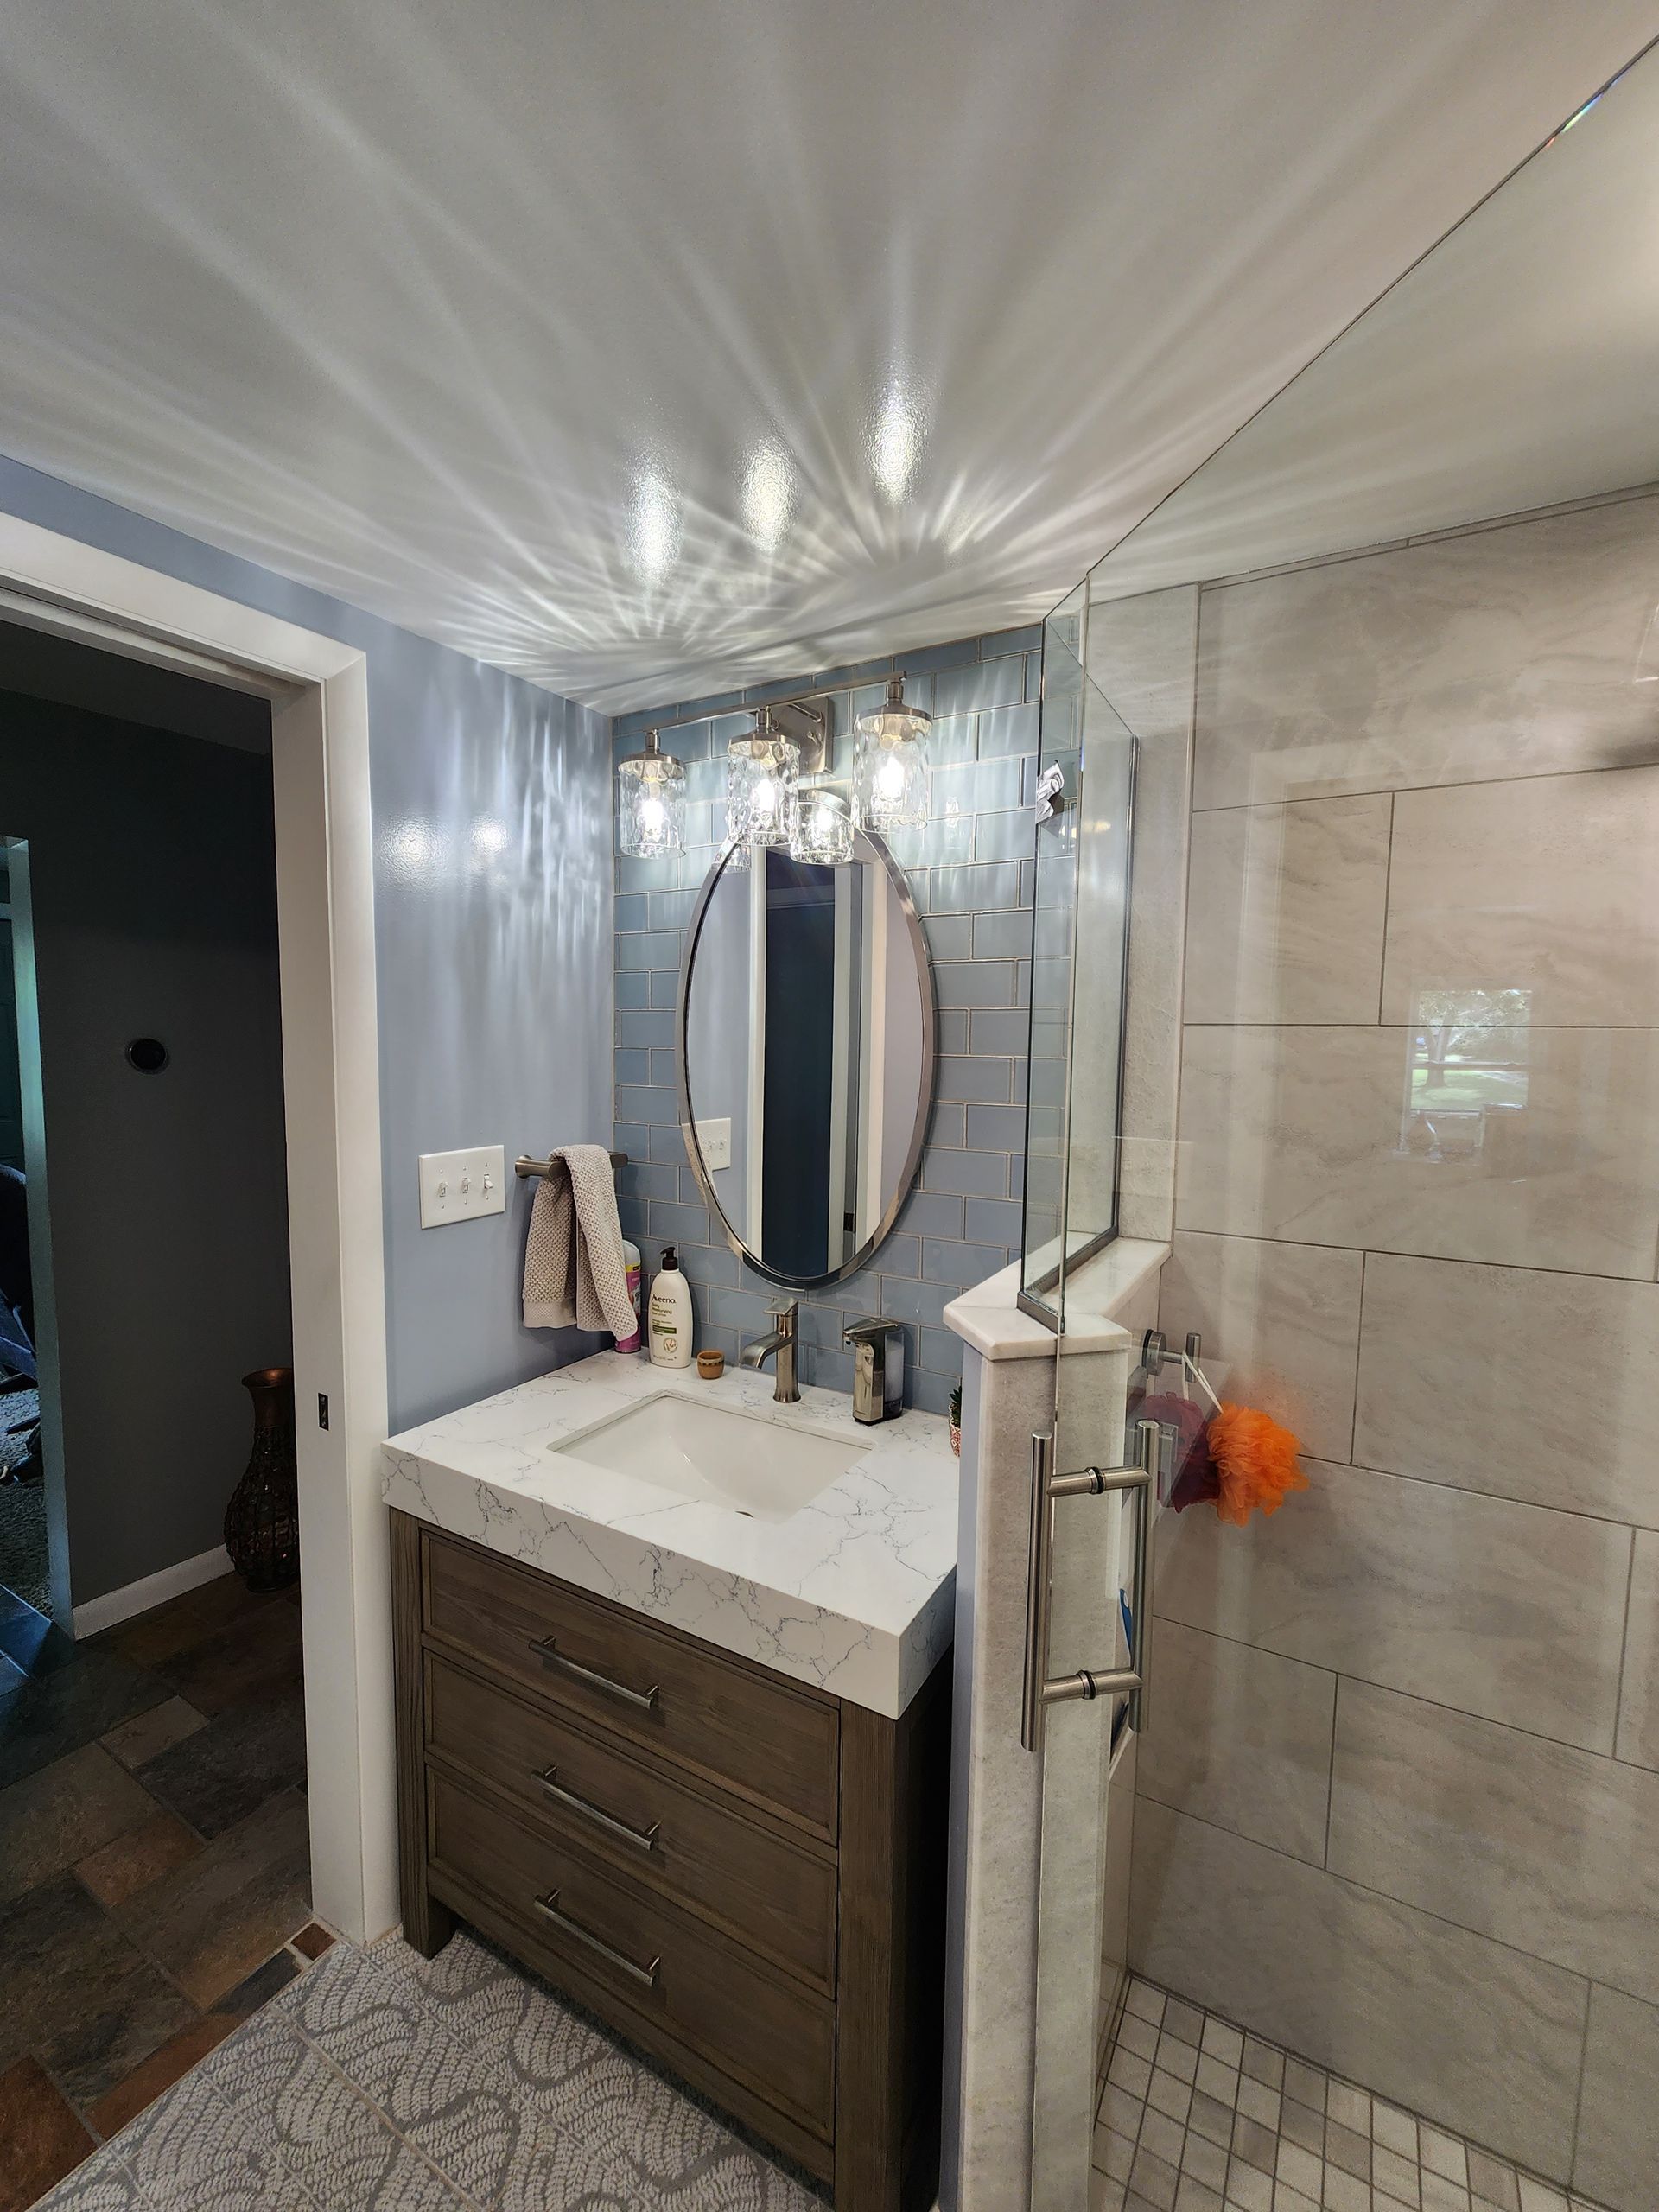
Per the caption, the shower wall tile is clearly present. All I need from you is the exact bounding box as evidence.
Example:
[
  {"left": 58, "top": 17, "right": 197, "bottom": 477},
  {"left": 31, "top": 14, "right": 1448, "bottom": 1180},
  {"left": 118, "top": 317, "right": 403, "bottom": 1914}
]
[
  {"left": 1135, "top": 1622, "right": 1335, "bottom": 1864},
  {"left": 1184, "top": 794, "right": 1392, "bottom": 1025},
  {"left": 1573, "top": 1982, "right": 1659, "bottom": 2212},
  {"left": 1158, "top": 1230, "right": 1362, "bottom": 1465},
  {"left": 1128, "top": 1799, "right": 1588, "bottom": 2181},
  {"left": 1192, "top": 492, "right": 1659, "bottom": 810},
  {"left": 1154, "top": 1455, "right": 1630, "bottom": 1752},
  {"left": 1174, "top": 1021, "right": 1659, "bottom": 1277},
  {"left": 1380, "top": 765, "right": 1659, "bottom": 1027},
  {"left": 1616, "top": 1531, "right": 1659, "bottom": 1772},
  {"left": 1328, "top": 1679, "right": 1659, "bottom": 2002},
  {"left": 612, "top": 628, "right": 1038, "bottom": 1407},
  {"left": 1354, "top": 1255, "right": 1659, "bottom": 1526}
]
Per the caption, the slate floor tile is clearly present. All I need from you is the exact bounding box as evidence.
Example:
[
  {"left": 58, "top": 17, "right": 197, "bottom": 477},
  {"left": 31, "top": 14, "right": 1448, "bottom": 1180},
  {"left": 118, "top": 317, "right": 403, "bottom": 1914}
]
[
  {"left": 0, "top": 2053, "right": 97, "bottom": 2212},
  {"left": 99, "top": 1695, "right": 207, "bottom": 1772},
  {"left": 152, "top": 1602, "right": 302, "bottom": 1719},
  {"left": 76, "top": 1806, "right": 202, "bottom": 1909},
  {"left": 0, "top": 1872, "right": 197, "bottom": 2103},
  {"left": 0, "top": 1744, "right": 156, "bottom": 1903},
  {"left": 113, "top": 1789, "right": 310, "bottom": 2007},
  {"left": 137, "top": 1685, "right": 306, "bottom": 1837},
  {"left": 0, "top": 1649, "right": 168, "bottom": 1789}
]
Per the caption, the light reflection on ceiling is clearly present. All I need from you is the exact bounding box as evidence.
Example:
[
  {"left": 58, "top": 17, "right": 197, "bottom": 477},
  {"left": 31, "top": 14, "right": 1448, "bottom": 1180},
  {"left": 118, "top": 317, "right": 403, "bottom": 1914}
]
[{"left": 0, "top": 2, "right": 1654, "bottom": 713}]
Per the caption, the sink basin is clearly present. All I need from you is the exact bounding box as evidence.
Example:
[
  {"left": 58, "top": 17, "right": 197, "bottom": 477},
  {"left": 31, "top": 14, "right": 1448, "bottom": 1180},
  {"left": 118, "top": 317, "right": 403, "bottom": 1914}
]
[{"left": 553, "top": 1392, "right": 860, "bottom": 1522}]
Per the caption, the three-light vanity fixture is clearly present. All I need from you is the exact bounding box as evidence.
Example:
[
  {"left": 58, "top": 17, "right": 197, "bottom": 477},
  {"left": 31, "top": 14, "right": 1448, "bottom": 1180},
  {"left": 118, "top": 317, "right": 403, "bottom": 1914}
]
[{"left": 614, "top": 673, "right": 931, "bottom": 865}]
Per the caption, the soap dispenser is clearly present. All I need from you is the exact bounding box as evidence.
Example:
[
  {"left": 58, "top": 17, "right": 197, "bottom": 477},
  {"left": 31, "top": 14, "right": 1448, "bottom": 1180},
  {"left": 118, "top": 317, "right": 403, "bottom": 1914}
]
[{"left": 648, "top": 1245, "right": 695, "bottom": 1369}]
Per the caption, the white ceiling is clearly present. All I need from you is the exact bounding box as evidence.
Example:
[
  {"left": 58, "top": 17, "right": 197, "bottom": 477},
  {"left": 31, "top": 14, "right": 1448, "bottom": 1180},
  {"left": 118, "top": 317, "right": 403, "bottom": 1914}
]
[
  {"left": 1, "top": 3, "right": 1655, "bottom": 714},
  {"left": 1090, "top": 40, "right": 1659, "bottom": 602}
]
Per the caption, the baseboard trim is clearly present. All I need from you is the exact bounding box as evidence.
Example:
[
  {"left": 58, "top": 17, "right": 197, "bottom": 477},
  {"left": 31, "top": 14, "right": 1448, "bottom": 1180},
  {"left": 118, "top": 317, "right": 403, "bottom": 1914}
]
[{"left": 73, "top": 1544, "right": 234, "bottom": 1637}]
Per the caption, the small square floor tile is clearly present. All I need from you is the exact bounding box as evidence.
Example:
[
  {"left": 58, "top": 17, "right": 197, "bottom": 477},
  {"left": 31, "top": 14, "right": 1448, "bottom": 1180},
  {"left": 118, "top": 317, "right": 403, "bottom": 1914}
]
[
  {"left": 1196, "top": 2056, "right": 1241, "bottom": 2108},
  {"left": 1202, "top": 2018, "right": 1246, "bottom": 2069},
  {"left": 1164, "top": 1999, "right": 1205, "bottom": 2048},
  {"left": 1326, "top": 2121, "right": 1370, "bottom": 2182},
  {"left": 1421, "top": 2127, "right": 1466, "bottom": 2185},
  {"left": 1160, "top": 2034, "right": 1200, "bottom": 2085},
  {"left": 1141, "top": 2108, "right": 1187, "bottom": 2171},
  {"left": 1275, "top": 2139, "right": 1323, "bottom": 2201},
  {"left": 1465, "top": 2151, "right": 1519, "bottom": 2212},
  {"left": 1243, "top": 2038, "right": 1286, "bottom": 2089},
  {"left": 1131, "top": 2144, "right": 1180, "bottom": 2211},
  {"left": 1225, "top": 2159, "right": 1273, "bottom": 2212},
  {"left": 1190, "top": 2093, "right": 1235, "bottom": 2151},
  {"left": 1127, "top": 1980, "right": 1168, "bottom": 2027},
  {"left": 1282, "top": 2101, "right": 1324, "bottom": 2156},
  {"left": 1237, "top": 2077, "right": 1281, "bottom": 2130},
  {"left": 1421, "top": 2174, "right": 1470, "bottom": 2212},
  {"left": 1232, "top": 2115, "right": 1278, "bottom": 2176},
  {"left": 1516, "top": 2185, "right": 1567, "bottom": 2212},
  {"left": 1323, "top": 2168, "right": 1371, "bottom": 2212},
  {"left": 1112, "top": 2049, "right": 1156, "bottom": 2099},
  {"left": 1121, "top": 2012, "right": 1162, "bottom": 2063},
  {"left": 1285, "top": 2060, "right": 1328, "bottom": 2113},
  {"left": 1176, "top": 2176, "right": 1223, "bottom": 2212},
  {"left": 1184, "top": 2133, "right": 1230, "bottom": 2194},
  {"left": 1327, "top": 2082, "right": 1371, "bottom": 2138},
  {"left": 1374, "top": 2142, "right": 1421, "bottom": 2207},
  {"left": 1150, "top": 2070, "right": 1193, "bottom": 2126},
  {"left": 1374, "top": 2104, "right": 1419, "bottom": 2159}
]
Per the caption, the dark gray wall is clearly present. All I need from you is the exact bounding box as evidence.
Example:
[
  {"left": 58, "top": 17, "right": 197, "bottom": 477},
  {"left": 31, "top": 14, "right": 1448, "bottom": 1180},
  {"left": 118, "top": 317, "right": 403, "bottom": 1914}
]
[
  {"left": 0, "top": 454, "right": 614, "bottom": 1471},
  {"left": 0, "top": 690, "right": 290, "bottom": 1600}
]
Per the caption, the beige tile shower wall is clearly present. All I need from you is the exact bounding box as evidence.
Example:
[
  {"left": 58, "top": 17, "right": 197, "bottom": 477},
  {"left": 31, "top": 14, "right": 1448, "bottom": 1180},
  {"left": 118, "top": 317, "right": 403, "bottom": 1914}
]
[{"left": 1139, "top": 486, "right": 1659, "bottom": 2209}]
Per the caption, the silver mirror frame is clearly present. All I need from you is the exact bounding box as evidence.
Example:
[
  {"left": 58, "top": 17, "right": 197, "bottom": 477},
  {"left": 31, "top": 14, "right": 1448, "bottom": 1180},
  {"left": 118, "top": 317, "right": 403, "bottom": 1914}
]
[{"left": 675, "top": 827, "right": 938, "bottom": 1290}]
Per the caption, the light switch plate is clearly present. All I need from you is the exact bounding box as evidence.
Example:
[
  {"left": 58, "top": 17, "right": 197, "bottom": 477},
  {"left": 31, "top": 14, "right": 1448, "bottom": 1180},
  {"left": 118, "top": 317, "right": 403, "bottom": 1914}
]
[
  {"left": 696, "top": 1116, "right": 733, "bottom": 1172},
  {"left": 418, "top": 1145, "right": 506, "bottom": 1228}
]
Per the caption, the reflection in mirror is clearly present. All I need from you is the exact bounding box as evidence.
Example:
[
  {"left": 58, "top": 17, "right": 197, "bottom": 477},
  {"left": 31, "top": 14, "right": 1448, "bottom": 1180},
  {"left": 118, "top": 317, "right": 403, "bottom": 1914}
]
[{"left": 680, "top": 830, "right": 934, "bottom": 1286}]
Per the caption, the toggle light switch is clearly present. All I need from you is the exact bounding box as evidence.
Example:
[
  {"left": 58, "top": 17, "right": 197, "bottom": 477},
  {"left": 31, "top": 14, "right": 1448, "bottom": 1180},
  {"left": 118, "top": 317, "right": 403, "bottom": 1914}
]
[{"left": 419, "top": 1145, "right": 507, "bottom": 1228}]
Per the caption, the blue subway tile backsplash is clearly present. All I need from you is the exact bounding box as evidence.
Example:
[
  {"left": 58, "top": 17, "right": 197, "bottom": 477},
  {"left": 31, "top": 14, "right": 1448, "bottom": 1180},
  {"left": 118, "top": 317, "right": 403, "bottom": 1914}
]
[{"left": 612, "top": 627, "right": 1043, "bottom": 1406}]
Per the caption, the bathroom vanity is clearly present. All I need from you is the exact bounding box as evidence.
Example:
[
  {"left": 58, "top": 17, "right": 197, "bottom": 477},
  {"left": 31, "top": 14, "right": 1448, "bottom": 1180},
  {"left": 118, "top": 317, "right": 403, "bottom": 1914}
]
[{"left": 383, "top": 1351, "right": 958, "bottom": 2211}]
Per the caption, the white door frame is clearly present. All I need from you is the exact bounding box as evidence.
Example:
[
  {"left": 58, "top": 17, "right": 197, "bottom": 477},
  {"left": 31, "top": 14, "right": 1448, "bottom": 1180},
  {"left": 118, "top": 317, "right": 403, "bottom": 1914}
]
[{"left": 0, "top": 512, "right": 395, "bottom": 1944}]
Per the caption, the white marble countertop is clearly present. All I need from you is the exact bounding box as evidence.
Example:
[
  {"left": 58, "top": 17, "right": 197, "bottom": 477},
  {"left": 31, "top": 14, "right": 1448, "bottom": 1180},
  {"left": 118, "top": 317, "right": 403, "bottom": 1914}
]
[{"left": 381, "top": 1349, "right": 959, "bottom": 1719}]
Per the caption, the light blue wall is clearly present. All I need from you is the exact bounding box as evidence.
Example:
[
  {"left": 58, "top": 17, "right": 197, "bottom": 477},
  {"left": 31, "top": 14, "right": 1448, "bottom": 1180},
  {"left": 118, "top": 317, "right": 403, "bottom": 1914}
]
[
  {"left": 612, "top": 626, "right": 1042, "bottom": 1414},
  {"left": 0, "top": 455, "right": 613, "bottom": 1433}
]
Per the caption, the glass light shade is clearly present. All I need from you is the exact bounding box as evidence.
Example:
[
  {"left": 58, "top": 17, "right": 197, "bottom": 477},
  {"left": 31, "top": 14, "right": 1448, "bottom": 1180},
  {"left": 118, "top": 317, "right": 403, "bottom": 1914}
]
[
  {"left": 725, "top": 728, "right": 800, "bottom": 849},
  {"left": 616, "top": 735, "right": 686, "bottom": 858},
  {"left": 789, "top": 785, "right": 855, "bottom": 867},
  {"left": 852, "top": 680, "right": 931, "bottom": 831}
]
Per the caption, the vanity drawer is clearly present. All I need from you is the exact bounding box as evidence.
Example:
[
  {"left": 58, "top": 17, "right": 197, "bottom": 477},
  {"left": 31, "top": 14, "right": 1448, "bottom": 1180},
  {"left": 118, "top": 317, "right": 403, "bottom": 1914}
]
[
  {"left": 428, "top": 1768, "right": 836, "bottom": 2145},
  {"left": 425, "top": 1651, "right": 837, "bottom": 1993},
  {"left": 423, "top": 1529, "right": 840, "bottom": 1839}
]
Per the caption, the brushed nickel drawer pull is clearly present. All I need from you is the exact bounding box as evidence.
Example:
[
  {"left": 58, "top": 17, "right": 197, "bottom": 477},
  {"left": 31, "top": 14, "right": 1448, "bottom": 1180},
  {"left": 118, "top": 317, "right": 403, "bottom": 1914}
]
[
  {"left": 537, "top": 1765, "right": 659, "bottom": 1853},
  {"left": 528, "top": 1635, "right": 659, "bottom": 1712},
  {"left": 533, "top": 1890, "right": 660, "bottom": 1989}
]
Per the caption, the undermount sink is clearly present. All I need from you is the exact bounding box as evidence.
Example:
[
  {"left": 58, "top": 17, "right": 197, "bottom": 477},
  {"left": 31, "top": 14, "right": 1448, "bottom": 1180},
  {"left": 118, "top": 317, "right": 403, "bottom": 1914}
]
[{"left": 552, "top": 1391, "right": 860, "bottom": 1522}]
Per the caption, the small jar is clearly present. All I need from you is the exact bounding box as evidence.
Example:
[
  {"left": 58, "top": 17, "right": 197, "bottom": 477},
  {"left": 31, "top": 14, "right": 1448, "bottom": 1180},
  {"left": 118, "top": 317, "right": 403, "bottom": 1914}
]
[{"left": 696, "top": 1349, "right": 725, "bottom": 1381}]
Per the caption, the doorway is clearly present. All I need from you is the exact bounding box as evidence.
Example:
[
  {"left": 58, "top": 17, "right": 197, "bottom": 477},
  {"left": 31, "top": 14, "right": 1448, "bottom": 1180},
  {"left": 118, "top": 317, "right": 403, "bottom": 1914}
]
[{"left": 0, "top": 509, "right": 393, "bottom": 1957}]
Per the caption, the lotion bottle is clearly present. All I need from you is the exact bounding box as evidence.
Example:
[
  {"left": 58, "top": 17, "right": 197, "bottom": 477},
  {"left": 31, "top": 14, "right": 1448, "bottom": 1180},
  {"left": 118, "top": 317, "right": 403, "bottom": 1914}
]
[{"left": 648, "top": 1244, "right": 695, "bottom": 1369}]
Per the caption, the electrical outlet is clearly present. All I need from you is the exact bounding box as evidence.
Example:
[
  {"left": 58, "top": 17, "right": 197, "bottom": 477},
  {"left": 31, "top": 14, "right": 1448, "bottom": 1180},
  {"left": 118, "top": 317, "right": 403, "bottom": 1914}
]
[
  {"left": 695, "top": 1116, "right": 733, "bottom": 1172},
  {"left": 418, "top": 1145, "right": 506, "bottom": 1228}
]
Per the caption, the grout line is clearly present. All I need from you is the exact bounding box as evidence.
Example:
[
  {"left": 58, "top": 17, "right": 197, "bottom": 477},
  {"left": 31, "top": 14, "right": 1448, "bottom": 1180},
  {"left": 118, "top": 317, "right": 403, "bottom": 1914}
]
[{"left": 1376, "top": 791, "right": 1395, "bottom": 1027}]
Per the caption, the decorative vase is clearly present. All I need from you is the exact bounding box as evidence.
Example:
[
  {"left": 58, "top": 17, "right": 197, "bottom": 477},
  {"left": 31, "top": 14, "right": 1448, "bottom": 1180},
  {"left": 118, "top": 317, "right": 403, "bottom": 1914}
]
[{"left": 224, "top": 1366, "right": 300, "bottom": 1591}]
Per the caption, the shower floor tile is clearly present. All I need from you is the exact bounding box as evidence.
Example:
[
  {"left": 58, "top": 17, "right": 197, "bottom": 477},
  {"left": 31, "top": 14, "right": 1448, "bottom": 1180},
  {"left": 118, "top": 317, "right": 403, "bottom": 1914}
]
[{"left": 1095, "top": 1979, "right": 1611, "bottom": 2212}]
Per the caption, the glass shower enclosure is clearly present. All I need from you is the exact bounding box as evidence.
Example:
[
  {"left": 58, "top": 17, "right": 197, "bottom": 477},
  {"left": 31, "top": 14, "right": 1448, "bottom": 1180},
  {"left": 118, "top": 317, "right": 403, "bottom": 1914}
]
[{"left": 1015, "top": 35, "right": 1659, "bottom": 2212}]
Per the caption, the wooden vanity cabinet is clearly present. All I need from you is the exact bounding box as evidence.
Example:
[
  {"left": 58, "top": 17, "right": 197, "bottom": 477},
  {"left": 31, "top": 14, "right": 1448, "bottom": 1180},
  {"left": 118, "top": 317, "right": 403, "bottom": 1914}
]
[{"left": 391, "top": 1510, "right": 950, "bottom": 2212}]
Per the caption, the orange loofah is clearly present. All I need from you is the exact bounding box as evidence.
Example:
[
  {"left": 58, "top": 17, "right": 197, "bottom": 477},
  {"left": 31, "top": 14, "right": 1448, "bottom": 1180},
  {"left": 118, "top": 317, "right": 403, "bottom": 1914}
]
[{"left": 1205, "top": 1402, "right": 1306, "bottom": 1526}]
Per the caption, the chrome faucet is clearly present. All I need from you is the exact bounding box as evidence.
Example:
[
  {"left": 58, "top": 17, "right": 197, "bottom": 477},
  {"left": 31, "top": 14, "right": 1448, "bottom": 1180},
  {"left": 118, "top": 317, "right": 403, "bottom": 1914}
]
[
  {"left": 741, "top": 1298, "right": 799, "bottom": 1403},
  {"left": 843, "top": 1316, "right": 906, "bottom": 1424}
]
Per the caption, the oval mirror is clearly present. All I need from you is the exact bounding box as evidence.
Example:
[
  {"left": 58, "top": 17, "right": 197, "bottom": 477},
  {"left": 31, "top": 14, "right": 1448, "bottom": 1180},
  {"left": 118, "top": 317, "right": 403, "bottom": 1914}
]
[{"left": 677, "top": 830, "right": 935, "bottom": 1287}]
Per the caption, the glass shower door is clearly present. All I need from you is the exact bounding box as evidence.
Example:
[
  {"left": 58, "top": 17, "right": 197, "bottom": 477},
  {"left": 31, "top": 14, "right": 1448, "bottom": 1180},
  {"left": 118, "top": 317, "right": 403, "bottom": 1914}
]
[{"left": 1020, "top": 591, "right": 1147, "bottom": 2208}]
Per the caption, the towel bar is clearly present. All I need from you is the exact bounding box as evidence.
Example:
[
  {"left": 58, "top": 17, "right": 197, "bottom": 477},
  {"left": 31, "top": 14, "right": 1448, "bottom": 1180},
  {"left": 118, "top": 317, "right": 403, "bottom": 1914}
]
[{"left": 514, "top": 1151, "right": 628, "bottom": 1179}]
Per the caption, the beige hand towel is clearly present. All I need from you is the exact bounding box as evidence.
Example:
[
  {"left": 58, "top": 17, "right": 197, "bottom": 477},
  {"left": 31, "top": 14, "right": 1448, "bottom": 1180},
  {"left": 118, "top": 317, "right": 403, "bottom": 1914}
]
[{"left": 522, "top": 1146, "right": 636, "bottom": 1338}]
